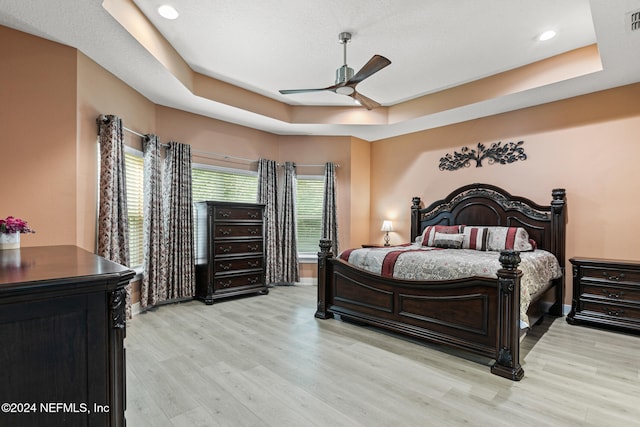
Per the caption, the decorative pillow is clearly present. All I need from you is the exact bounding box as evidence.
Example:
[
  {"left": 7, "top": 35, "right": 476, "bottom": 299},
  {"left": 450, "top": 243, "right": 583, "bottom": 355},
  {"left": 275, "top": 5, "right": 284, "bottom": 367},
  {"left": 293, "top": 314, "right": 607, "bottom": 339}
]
[
  {"left": 433, "top": 232, "right": 464, "bottom": 249},
  {"left": 486, "top": 226, "right": 534, "bottom": 252},
  {"left": 421, "top": 225, "right": 463, "bottom": 247},
  {"left": 462, "top": 226, "right": 488, "bottom": 251}
]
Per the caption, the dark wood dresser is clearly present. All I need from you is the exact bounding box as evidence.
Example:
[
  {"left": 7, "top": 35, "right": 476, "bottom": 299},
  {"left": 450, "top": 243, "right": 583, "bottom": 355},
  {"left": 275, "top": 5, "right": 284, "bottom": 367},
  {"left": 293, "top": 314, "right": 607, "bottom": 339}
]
[
  {"left": 195, "top": 201, "right": 268, "bottom": 304},
  {"left": 0, "top": 245, "right": 134, "bottom": 427},
  {"left": 567, "top": 257, "right": 640, "bottom": 333}
]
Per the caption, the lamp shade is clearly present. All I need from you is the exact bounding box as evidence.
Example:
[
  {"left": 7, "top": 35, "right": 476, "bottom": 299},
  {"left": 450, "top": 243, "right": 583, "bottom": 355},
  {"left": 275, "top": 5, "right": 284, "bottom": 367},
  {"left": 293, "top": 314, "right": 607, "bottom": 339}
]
[{"left": 380, "top": 220, "right": 394, "bottom": 232}]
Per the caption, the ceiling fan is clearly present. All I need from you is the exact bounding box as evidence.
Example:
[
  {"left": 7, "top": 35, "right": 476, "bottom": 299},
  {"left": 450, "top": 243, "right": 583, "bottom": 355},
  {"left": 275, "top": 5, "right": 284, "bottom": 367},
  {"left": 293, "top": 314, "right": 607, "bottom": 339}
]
[{"left": 279, "top": 32, "right": 391, "bottom": 110}]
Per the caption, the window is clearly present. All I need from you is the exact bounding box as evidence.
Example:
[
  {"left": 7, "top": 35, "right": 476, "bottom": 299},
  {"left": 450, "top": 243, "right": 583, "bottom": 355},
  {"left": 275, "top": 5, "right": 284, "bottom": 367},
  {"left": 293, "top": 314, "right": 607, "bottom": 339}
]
[
  {"left": 124, "top": 149, "right": 144, "bottom": 268},
  {"left": 296, "top": 176, "right": 324, "bottom": 254},
  {"left": 192, "top": 164, "right": 258, "bottom": 203}
]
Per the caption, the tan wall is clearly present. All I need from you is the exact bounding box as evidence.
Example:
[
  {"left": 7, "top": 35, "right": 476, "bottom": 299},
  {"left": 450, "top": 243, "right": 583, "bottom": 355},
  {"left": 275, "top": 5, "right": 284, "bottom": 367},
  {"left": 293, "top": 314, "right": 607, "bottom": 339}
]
[
  {"left": 155, "top": 106, "right": 279, "bottom": 167},
  {"left": 371, "top": 83, "right": 640, "bottom": 304},
  {"left": 277, "top": 135, "right": 355, "bottom": 251},
  {"left": 152, "top": 116, "right": 363, "bottom": 279},
  {"left": 1, "top": 25, "right": 358, "bottom": 286},
  {"left": 349, "top": 137, "right": 371, "bottom": 246},
  {"left": 76, "top": 52, "right": 156, "bottom": 252},
  {"left": 7, "top": 25, "right": 640, "bottom": 307},
  {"left": 275, "top": 135, "right": 366, "bottom": 280},
  {"left": 0, "top": 26, "right": 78, "bottom": 248},
  {"left": 75, "top": 52, "right": 157, "bottom": 305}
]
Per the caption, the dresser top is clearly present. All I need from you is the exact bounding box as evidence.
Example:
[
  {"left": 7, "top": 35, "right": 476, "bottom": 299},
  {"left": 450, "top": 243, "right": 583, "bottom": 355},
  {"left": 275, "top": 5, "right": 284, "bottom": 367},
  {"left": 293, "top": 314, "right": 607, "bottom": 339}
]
[
  {"left": 196, "top": 201, "right": 265, "bottom": 208},
  {"left": 570, "top": 257, "right": 640, "bottom": 268},
  {"left": 0, "top": 245, "right": 134, "bottom": 293}
]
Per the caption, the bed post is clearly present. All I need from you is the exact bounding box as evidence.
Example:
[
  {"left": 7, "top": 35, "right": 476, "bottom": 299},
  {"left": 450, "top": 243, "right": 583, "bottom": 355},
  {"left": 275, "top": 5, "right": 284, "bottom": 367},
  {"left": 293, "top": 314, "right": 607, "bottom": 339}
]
[
  {"left": 410, "top": 197, "right": 421, "bottom": 241},
  {"left": 550, "top": 188, "right": 567, "bottom": 316},
  {"left": 315, "top": 239, "right": 334, "bottom": 319},
  {"left": 491, "top": 250, "right": 525, "bottom": 381}
]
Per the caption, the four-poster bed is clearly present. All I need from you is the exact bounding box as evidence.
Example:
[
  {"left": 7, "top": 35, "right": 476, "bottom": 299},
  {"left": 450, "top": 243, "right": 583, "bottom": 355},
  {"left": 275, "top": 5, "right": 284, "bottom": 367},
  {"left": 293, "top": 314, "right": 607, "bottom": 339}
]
[{"left": 316, "top": 183, "right": 566, "bottom": 380}]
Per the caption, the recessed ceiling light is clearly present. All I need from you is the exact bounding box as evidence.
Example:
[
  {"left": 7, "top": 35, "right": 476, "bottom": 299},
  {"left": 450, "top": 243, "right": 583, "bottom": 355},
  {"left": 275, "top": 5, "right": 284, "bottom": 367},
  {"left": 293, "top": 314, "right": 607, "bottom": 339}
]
[
  {"left": 158, "top": 5, "right": 179, "bottom": 20},
  {"left": 538, "top": 30, "right": 557, "bottom": 41}
]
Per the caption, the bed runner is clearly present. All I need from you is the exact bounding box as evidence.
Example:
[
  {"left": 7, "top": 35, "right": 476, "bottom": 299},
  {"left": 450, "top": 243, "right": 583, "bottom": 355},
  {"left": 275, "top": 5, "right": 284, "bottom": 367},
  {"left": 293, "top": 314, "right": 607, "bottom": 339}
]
[{"left": 380, "top": 248, "right": 443, "bottom": 277}]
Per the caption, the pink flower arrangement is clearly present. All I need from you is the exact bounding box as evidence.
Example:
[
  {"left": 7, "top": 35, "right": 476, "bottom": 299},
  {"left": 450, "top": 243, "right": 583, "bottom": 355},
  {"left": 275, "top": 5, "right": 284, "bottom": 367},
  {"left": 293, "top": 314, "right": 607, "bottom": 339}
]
[{"left": 0, "top": 216, "right": 35, "bottom": 234}]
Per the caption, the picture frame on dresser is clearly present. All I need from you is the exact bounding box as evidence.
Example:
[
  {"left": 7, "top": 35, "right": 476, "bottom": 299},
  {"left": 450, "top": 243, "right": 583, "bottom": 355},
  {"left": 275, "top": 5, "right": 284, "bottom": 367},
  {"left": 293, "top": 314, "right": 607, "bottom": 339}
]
[
  {"left": 567, "top": 257, "right": 640, "bottom": 333},
  {"left": 194, "top": 201, "right": 269, "bottom": 304}
]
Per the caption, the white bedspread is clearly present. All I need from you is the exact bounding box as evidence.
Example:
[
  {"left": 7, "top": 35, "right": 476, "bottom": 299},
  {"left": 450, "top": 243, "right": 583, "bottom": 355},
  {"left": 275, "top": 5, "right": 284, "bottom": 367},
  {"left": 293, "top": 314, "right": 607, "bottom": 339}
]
[{"left": 340, "top": 244, "right": 562, "bottom": 327}]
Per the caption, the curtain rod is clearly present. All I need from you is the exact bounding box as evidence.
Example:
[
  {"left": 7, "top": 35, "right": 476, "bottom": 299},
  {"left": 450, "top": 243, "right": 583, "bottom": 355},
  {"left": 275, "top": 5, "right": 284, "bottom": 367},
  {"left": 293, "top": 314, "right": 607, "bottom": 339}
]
[
  {"left": 192, "top": 150, "right": 339, "bottom": 168},
  {"left": 280, "top": 163, "right": 340, "bottom": 168},
  {"left": 97, "top": 114, "right": 146, "bottom": 138},
  {"left": 124, "top": 126, "right": 145, "bottom": 138},
  {"left": 97, "top": 115, "right": 339, "bottom": 167},
  {"left": 192, "top": 149, "right": 256, "bottom": 164}
]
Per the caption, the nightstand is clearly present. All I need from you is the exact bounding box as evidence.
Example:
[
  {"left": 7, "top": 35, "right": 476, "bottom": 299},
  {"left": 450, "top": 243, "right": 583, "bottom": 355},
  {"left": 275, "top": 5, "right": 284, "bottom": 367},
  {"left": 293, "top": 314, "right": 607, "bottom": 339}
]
[{"left": 567, "top": 257, "right": 640, "bottom": 333}]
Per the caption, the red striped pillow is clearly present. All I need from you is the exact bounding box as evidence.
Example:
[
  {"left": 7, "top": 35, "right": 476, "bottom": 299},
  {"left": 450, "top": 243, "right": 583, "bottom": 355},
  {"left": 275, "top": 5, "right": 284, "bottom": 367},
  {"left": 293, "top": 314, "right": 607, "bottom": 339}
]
[
  {"left": 486, "top": 226, "right": 534, "bottom": 251},
  {"left": 421, "top": 225, "right": 463, "bottom": 246},
  {"left": 462, "top": 226, "right": 488, "bottom": 251}
]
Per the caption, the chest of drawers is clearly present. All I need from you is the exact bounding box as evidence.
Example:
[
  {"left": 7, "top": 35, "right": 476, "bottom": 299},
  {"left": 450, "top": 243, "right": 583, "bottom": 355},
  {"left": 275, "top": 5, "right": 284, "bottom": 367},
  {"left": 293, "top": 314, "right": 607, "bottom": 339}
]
[
  {"left": 195, "top": 201, "right": 268, "bottom": 304},
  {"left": 567, "top": 257, "right": 640, "bottom": 333},
  {"left": 0, "top": 246, "right": 134, "bottom": 426}
]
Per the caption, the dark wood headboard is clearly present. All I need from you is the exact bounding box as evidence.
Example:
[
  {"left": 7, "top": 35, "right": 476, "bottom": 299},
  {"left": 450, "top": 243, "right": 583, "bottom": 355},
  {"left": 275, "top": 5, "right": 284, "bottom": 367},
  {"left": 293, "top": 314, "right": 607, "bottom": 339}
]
[{"left": 410, "top": 183, "right": 566, "bottom": 268}]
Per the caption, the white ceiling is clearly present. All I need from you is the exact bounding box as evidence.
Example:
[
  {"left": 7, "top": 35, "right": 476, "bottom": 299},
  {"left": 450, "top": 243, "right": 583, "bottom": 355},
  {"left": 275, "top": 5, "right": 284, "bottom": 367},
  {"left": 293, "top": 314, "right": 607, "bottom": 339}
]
[{"left": 2, "top": 0, "right": 640, "bottom": 141}]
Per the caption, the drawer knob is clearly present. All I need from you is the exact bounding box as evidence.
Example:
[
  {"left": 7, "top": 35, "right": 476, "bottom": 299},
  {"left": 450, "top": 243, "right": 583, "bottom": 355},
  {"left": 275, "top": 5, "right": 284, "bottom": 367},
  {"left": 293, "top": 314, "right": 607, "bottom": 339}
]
[
  {"left": 606, "top": 308, "right": 624, "bottom": 317},
  {"left": 219, "top": 263, "right": 232, "bottom": 271},
  {"left": 219, "top": 228, "right": 231, "bottom": 236},
  {"left": 248, "top": 228, "right": 259, "bottom": 235},
  {"left": 248, "top": 212, "right": 258, "bottom": 218},
  {"left": 248, "top": 245, "right": 259, "bottom": 251},
  {"left": 248, "top": 261, "right": 259, "bottom": 268},
  {"left": 219, "top": 210, "right": 231, "bottom": 218},
  {"left": 603, "top": 271, "right": 624, "bottom": 281},
  {"left": 220, "top": 280, "right": 232, "bottom": 288},
  {"left": 601, "top": 289, "right": 624, "bottom": 299},
  {"left": 247, "top": 277, "right": 258, "bottom": 284},
  {"left": 221, "top": 246, "right": 232, "bottom": 253}
]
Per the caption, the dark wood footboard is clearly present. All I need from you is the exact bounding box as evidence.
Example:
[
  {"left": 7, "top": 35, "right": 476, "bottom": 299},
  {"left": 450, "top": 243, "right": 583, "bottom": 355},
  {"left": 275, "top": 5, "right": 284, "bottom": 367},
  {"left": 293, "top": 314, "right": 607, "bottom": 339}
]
[{"left": 316, "top": 240, "right": 524, "bottom": 380}]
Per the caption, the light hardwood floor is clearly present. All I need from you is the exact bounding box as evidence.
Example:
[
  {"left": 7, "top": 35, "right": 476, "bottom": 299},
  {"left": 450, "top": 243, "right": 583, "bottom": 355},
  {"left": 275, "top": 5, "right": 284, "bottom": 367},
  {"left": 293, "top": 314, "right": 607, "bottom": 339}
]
[{"left": 125, "top": 285, "right": 640, "bottom": 427}]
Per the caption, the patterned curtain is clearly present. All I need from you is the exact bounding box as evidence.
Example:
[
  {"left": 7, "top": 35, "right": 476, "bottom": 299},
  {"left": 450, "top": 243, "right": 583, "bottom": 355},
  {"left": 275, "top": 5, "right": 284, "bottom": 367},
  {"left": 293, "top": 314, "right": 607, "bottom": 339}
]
[
  {"left": 163, "top": 141, "right": 195, "bottom": 300},
  {"left": 322, "top": 162, "right": 339, "bottom": 255},
  {"left": 97, "top": 114, "right": 131, "bottom": 317},
  {"left": 279, "top": 161, "right": 299, "bottom": 283},
  {"left": 257, "top": 158, "right": 279, "bottom": 285},
  {"left": 140, "top": 135, "right": 166, "bottom": 309}
]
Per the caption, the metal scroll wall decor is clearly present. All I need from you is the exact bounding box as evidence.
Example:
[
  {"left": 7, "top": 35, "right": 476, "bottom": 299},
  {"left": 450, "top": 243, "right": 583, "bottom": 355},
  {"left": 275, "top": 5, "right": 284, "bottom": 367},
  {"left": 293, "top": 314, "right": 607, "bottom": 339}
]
[{"left": 439, "top": 140, "right": 527, "bottom": 171}]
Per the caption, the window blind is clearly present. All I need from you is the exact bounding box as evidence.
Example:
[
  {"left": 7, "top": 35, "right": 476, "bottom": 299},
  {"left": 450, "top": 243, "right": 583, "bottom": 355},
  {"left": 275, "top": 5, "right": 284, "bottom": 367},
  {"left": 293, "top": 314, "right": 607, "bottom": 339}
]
[
  {"left": 124, "top": 151, "right": 144, "bottom": 268},
  {"left": 192, "top": 165, "right": 258, "bottom": 203},
  {"left": 296, "top": 176, "right": 324, "bottom": 254}
]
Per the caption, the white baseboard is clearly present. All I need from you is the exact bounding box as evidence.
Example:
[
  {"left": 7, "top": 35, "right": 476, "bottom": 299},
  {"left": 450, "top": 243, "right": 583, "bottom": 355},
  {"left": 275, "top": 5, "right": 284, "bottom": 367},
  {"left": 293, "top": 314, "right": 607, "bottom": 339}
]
[
  {"left": 296, "top": 277, "right": 317, "bottom": 286},
  {"left": 131, "top": 301, "right": 141, "bottom": 317}
]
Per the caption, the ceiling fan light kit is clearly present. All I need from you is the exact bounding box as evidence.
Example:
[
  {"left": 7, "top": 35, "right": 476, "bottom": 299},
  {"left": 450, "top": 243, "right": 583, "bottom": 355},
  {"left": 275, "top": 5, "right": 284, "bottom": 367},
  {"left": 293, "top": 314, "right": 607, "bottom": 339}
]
[
  {"left": 335, "top": 86, "right": 355, "bottom": 95},
  {"left": 279, "top": 32, "right": 391, "bottom": 110}
]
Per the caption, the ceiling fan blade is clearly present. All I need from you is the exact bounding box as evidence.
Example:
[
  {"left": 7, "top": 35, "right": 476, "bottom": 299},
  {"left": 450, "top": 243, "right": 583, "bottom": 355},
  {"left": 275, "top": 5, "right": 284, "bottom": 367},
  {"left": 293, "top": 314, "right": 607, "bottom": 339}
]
[
  {"left": 348, "top": 55, "right": 391, "bottom": 86},
  {"left": 279, "top": 88, "right": 329, "bottom": 95},
  {"left": 352, "top": 91, "right": 381, "bottom": 110}
]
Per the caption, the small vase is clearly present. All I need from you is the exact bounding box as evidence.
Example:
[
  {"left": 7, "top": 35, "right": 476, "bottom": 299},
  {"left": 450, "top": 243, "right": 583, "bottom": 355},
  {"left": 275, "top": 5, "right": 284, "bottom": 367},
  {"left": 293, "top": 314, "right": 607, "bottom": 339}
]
[{"left": 0, "top": 232, "right": 20, "bottom": 250}]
